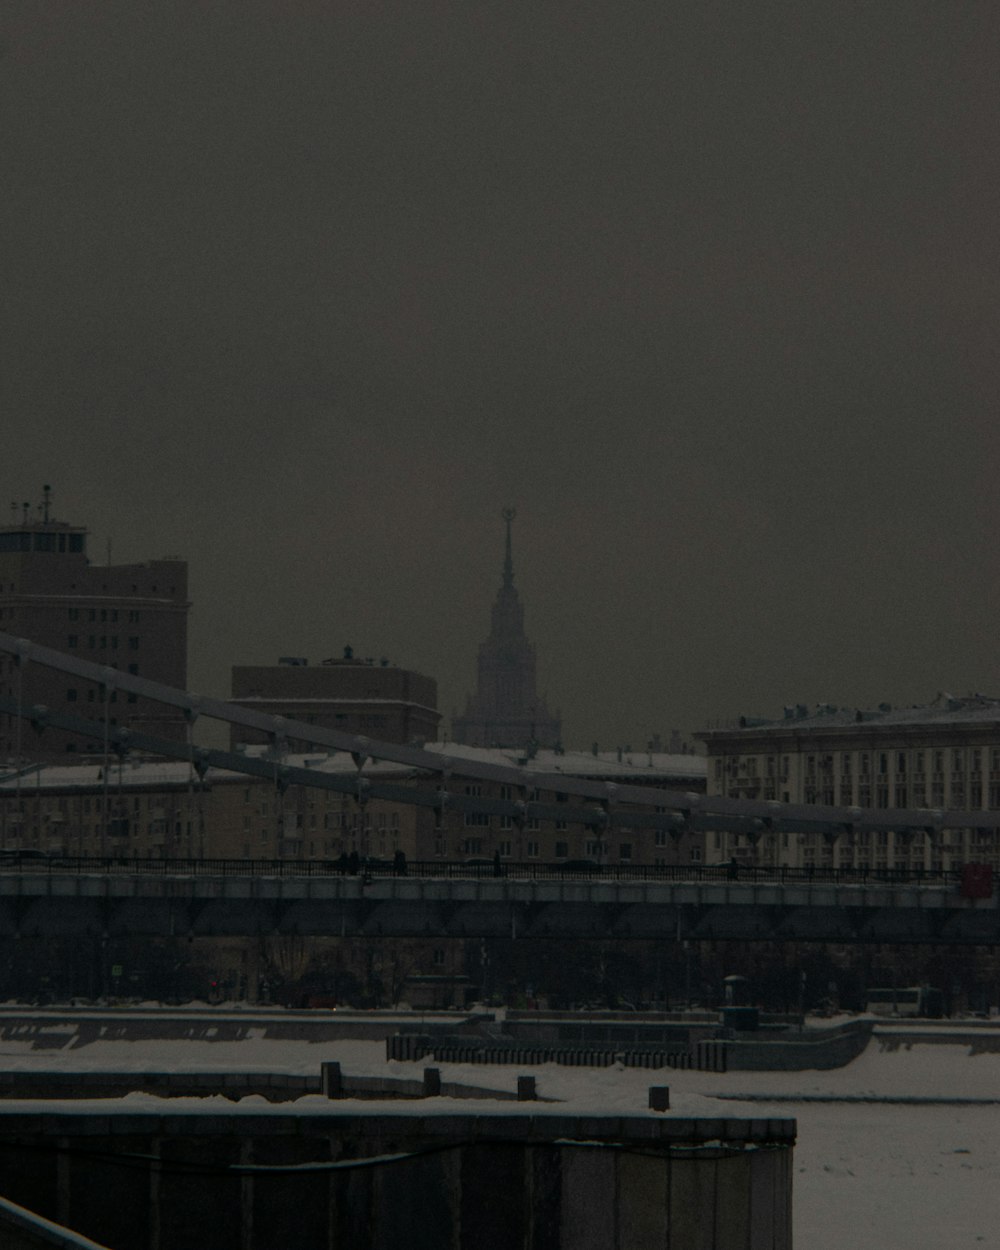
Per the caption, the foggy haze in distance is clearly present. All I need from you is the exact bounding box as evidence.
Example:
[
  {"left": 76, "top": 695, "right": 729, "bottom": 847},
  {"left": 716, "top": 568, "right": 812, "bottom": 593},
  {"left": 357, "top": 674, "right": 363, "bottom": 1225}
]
[{"left": 2, "top": 2, "right": 998, "bottom": 748}]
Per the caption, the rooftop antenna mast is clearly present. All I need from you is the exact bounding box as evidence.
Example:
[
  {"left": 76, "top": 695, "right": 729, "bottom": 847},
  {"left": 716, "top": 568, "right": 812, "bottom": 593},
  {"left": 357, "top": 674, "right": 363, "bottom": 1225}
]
[{"left": 41, "top": 484, "right": 51, "bottom": 524}]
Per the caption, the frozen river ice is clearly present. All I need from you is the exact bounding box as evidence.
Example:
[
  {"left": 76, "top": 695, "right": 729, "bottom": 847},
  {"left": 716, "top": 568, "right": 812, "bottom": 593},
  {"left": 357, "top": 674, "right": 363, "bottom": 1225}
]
[{"left": 0, "top": 1013, "right": 996, "bottom": 1248}]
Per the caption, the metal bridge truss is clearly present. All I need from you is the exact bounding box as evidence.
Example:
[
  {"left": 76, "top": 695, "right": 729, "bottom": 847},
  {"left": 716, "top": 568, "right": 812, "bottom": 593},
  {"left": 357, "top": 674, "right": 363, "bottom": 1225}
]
[
  {"left": 0, "top": 866, "right": 992, "bottom": 944},
  {"left": 2, "top": 631, "right": 998, "bottom": 846}
]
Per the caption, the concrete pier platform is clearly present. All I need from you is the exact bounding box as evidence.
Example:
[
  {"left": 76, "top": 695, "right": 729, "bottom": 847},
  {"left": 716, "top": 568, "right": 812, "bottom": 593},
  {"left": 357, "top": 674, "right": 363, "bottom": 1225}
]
[{"left": 0, "top": 1106, "right": 795, "bottom": 1249}]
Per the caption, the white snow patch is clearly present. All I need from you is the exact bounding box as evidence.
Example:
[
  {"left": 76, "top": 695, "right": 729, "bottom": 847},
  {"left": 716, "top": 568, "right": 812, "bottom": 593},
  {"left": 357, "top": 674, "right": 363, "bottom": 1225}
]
[{"left": 1, "top": 1027, "right": 998, "bottom": 1246}]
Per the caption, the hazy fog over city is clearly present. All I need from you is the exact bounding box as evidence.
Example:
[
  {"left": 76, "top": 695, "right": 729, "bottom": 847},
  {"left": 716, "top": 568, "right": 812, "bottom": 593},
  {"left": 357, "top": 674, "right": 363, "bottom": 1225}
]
[{"left": 3, "top": 3, "right": 998, "bottom": 746}]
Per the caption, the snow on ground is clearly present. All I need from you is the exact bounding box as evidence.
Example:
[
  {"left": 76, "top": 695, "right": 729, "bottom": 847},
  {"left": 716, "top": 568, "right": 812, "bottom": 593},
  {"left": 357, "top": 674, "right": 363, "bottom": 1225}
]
[{"left": 0, "top": 1021, "right": 998, "bottom": 1248}]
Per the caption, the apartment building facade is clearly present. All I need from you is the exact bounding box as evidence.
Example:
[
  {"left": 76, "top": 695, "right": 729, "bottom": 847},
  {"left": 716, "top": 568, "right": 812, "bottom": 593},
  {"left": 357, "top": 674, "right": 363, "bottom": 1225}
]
[
  {"left": 0, "top": 491, "right": 188, "bottom": 760},
  {"left": 419, "top": 743, "right": 706, "bottom": 867},
  {"left": 696, "top": 695, "right": 1000, "bottom": 873},
  {"left": 0, "top": 743, "right": 705, "bottom": 867},
  {"left": 0, "top": 756, "right": 425, "bottom": 862}
]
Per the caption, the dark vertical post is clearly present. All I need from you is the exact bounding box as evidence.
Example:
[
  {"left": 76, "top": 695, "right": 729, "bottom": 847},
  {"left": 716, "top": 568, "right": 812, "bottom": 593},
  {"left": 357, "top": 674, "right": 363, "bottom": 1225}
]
[{"left": 321, "top": 1061, "right": 342, "bottom": 1098}]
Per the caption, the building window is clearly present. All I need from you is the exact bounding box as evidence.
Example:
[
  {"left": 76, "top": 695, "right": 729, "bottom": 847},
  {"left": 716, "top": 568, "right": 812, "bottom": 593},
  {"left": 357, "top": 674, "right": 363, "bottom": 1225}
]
[
  {"left": 66, "top": 688, "right": 77, "bottom": 702},
  {"left": 554, "top": 841, "right": 568, "bottom": 859},
  {"left": 67, "top": 635, "right": 78, "bottom": 648},
  {"left": 619, "top": 843, "right": 632, "bottom": 861},
  {"left": 526, "top": 841, "right": 539, "bottom": 858}
]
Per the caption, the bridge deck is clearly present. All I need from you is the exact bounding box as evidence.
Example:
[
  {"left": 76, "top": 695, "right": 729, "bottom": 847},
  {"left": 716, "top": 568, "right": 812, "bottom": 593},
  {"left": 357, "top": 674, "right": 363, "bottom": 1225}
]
[{"left": 0, "top": 863, "right": 992, "bottom": 943}]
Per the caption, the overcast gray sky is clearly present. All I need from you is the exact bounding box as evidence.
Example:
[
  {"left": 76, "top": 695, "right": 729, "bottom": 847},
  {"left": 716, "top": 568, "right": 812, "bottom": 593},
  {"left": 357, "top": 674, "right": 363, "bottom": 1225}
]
[{"left": 3, "top": 2, "right": 998, "bottom": 748}]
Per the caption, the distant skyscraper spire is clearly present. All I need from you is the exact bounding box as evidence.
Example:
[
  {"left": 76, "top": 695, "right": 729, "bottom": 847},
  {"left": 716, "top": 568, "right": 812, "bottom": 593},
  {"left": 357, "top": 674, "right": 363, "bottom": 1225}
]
[
  {"left": 502, "top": 506, "right": 516, "bottom": 588},
  {"left": 452, "top": 510, "right": 561, "bottom": 751}
]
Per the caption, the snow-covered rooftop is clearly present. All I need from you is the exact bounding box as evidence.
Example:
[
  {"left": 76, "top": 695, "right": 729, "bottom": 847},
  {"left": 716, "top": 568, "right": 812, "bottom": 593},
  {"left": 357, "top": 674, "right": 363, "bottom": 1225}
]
[
  {"left": 422, "top": 742, "right": 706, "bottom": 780},
  {"left": 0, "top": 744, "right": 705, "bottom": 792},
  {"left": 702, "top": 692, "right": 1000, "bottom": 736}
]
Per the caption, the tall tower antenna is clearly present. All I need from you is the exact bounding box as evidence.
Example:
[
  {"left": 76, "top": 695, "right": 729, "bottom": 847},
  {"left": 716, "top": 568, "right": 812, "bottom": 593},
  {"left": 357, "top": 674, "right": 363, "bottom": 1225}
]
[{"left": 42, "top": 485, "right": 51, "bottom": 524}]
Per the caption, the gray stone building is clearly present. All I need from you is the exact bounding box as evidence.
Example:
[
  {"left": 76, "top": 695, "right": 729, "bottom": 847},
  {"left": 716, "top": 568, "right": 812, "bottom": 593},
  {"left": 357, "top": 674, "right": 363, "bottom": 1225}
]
[{"left": 452, "top": 509, "right": 561, "bottom": 750}]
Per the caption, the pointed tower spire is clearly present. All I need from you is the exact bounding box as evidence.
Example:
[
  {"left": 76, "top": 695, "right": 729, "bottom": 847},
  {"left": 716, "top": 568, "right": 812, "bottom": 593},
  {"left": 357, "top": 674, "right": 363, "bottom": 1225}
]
[
  {"left": 502, "top": 506, "right": 516, "bottom": 588},
  {"left": 452, "top": 509, "right": 561, "bottom": 750}
]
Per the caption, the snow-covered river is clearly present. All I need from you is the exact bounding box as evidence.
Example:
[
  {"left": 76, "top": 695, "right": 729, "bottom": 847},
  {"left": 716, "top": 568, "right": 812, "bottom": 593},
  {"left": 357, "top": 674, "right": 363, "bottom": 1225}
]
[{"left": 0, "top": 1015, "right": 996, "bottom": 1248}]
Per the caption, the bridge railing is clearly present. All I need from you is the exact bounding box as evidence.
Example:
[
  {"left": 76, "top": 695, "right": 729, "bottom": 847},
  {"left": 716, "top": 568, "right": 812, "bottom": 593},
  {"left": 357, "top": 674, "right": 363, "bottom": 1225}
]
[{"left": 0, "top": 853, "right": 965, "bottom": 888}]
